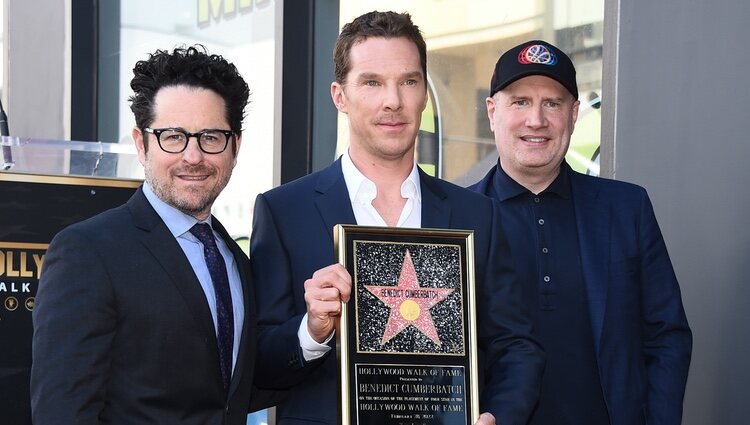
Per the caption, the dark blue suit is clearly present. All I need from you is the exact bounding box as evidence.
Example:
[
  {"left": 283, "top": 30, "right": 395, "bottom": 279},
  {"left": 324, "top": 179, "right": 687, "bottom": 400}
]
[
  {"left": 470, "top": 164, "right": 692, "bottom": 425},
  {"left": 250, "top": 158, "right": 544, "bottom": 425},
  {"left": 31, "top": 188, "right": 265, "bottom": 425}
]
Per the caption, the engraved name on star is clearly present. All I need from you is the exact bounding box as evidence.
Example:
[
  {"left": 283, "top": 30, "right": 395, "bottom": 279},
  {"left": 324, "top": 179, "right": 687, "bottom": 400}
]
[{"left": 364, "top": 249, "right": 454, "bottom": 346}]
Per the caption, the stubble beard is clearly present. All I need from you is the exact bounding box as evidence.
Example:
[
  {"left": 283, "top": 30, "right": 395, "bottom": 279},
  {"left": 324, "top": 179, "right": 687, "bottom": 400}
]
[{"left": 146, "top": 163, "right": 232, "bottom": 219}]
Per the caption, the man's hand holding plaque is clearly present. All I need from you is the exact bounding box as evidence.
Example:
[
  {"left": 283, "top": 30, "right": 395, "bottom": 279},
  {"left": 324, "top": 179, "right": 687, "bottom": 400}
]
[{"left": 304, "top": 264, "right": 352, "bottom": 343}]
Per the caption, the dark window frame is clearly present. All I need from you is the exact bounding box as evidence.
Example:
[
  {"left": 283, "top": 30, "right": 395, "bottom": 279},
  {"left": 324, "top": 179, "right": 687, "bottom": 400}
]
[{"left": 71, "top": 0, "right": 339, "bottom": 181}]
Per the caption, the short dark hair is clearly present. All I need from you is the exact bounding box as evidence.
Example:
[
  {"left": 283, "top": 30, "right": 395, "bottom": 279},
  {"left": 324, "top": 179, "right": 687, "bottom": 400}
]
[
  {"left": 129, "top": 45, "right": 250, "bottom": 137},
  {"left": 333, "top": 11, "right": 426, "bottom": 85}
]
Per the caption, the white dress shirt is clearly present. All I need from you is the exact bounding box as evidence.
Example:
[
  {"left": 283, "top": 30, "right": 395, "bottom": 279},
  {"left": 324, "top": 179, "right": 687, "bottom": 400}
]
[{"left": 299, "top": 150, "right": 422, "bottom": 360}]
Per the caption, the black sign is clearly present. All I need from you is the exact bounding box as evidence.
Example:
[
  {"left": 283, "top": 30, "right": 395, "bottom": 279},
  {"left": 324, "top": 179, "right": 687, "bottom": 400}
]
[{"left": 0, "top": 172, "right": 140, "bottom": 424}]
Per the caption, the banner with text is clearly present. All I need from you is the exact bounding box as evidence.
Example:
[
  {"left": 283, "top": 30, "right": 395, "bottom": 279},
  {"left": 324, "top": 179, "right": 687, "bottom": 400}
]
[{"left": 0, "top": 173, "right": 140, "bottom": 424}]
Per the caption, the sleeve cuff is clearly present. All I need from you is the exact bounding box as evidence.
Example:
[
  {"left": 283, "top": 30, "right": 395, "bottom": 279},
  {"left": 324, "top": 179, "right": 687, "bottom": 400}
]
[{"left": 298, "top": 313, "right": 333, "bottom": 362}]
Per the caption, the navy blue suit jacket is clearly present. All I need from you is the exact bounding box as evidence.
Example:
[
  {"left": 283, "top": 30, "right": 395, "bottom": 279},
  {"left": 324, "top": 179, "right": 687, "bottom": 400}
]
[
  {"left": 32, "top": 187, "right": 265, "bottom": 425},
  {"left": 470, "top": 165, "right": 692, "bottom": 425},
  {"left": 251, "top": 159, "right": 543, "bottom": 425}
]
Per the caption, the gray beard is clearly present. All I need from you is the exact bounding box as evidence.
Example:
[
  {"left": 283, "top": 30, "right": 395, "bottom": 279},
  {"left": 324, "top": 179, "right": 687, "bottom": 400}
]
[{"left": 145, "top": 168, "right": 232, "bottom": 219}]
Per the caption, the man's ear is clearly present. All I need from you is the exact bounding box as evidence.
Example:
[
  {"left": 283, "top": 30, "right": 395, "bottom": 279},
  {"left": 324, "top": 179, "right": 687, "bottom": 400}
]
[
  {"left": 485, "top": 97, "right": 497, "bottom": 133},
  {"left": 232, "top": 133, "right": 242, "bottom": 166},
  {"left": 331, "top": 82, "right": 347, "bottom": 113},
  {"left": 132, "top": 127, "right": 147, "bottom": 165},
  {"left": 571, "top": 99, "right": 580, "bottom": 131}
]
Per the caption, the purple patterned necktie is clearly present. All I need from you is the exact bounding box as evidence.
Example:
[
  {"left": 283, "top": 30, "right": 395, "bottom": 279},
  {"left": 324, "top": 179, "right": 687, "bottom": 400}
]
[{"left": 190, "top": 223, "right": 234, "bottom": 392}]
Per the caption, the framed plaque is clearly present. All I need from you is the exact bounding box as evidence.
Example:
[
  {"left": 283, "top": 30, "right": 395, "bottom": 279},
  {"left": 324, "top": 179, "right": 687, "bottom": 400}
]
[{"left": 334, "top": 224, "right": 479, "bottom": 425}]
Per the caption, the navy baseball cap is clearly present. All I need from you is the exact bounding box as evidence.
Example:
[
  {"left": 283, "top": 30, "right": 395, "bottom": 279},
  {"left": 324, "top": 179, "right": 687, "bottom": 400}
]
[{"left": 489, "top": 40, "right": 578, "bottom": 99}]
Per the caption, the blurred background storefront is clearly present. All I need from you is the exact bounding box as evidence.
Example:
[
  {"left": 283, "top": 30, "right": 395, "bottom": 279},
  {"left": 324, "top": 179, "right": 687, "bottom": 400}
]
[
  {"left": 337, "top": 1, "right": 603, "bottom": 187},
  {"left": 26, "top": 0, "right": 602, "bottom": 240},
  {"left": 1, "top": 1, "right": 749, "bottom": 424}
]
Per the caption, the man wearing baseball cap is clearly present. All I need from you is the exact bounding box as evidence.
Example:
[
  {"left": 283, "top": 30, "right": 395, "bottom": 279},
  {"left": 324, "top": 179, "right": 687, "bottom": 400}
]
[{"left": 470, "top": 40, "right": 692, "bottom": 425}]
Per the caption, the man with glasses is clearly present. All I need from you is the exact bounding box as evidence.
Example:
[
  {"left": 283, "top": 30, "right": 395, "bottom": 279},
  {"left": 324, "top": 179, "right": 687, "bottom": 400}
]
[{"left": 31, "top": 45, "right": 270, "bottom": 424}]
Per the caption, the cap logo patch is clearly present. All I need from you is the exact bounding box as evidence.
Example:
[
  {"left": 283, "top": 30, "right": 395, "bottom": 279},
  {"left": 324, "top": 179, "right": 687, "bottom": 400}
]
[{"left": 518, "top": 44, "right": 557, "bottom": 66}]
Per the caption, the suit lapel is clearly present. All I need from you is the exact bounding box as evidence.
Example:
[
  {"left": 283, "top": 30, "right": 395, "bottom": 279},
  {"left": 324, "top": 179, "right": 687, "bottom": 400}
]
[
  {"left": 126, "top": 189, "right": 221, "bottom": 362},
  {"left": 314, "top": 159, "right": 357, "bottom": 239},
  {"left": 571, "top": 172, "right": 610, "bottom": 354},
  {"left": 419, "top": 168, "right": 451, "bottom": 228}
]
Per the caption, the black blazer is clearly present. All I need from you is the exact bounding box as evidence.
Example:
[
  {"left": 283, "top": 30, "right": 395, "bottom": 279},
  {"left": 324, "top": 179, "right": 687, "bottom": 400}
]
[
  {"left": 250, "top": 159, "right": 544, "bottom": 425},
  {"left": 31, "top": 187, "right": 259, "bottom": 425}
]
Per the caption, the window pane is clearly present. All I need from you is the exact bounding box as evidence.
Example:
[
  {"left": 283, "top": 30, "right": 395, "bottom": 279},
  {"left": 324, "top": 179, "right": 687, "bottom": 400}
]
[
  {"left": 99, "top": 0, "right": 281, "bottom": 238},
  {"left": 338, "top": 0, "right": 603, "bottom": 182},
  {"left": 0, "top": 2, "right": 4, "bottom": 106}
]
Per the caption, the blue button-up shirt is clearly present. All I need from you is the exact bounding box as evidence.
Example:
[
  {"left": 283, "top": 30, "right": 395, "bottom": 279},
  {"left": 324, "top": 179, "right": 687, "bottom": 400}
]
[{"left": 142, "top": 183, "right": 244, "bottom": 371}]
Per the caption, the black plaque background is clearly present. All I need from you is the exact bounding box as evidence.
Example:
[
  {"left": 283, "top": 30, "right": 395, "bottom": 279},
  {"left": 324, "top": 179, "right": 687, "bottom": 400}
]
[
  {"left": 0, "top": 174, "right": 140, "bottom": 424},
  {"left": 336, "top": 225, "right": 478, "bottom": 425},
  {"left": 355, "top": 242, "right": 465, "bottom": 355},
  {"left": 354, "top": 363, "right": 468, "bottom": 424}
]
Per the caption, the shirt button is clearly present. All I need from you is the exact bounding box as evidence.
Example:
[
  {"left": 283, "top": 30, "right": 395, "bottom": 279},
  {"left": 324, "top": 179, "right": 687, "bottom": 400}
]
[
  {"left": 534, "top": 197, "right": 541, "bottom": 203},
  {"left": 543, "top": 276, "right": 551, "bottom": 283},
  {"left": 538, "top": 219, "right": 545, "bottom": 225},
  {"left": 542, "top": 247, "right": 549, "bottom": 254}
]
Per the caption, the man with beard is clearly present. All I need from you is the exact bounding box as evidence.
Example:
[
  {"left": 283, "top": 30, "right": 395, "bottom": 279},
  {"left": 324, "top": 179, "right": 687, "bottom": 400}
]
[{"left": 31, "top": 46, "right": 268, "bottom": 424}]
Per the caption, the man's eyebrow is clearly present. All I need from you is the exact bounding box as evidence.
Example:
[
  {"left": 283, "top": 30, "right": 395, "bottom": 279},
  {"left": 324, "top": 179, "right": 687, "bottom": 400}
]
[
  {"left": 355, "top": 71, "right": 424, "bottom": 81},
  {"left": 356, "top": 72, "right": 383, "bottom": 81},
  {"left": 401, "top": 71, "right": 424, "bottom": 80},
  {"left": 506, "top": 94, "right": 566, "bottom": 102}
]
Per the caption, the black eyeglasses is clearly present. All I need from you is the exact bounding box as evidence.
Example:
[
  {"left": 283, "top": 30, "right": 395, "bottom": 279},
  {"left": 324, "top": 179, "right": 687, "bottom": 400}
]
[{"left": 144, "top": 128, "right": 234, "bottom": 154}]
